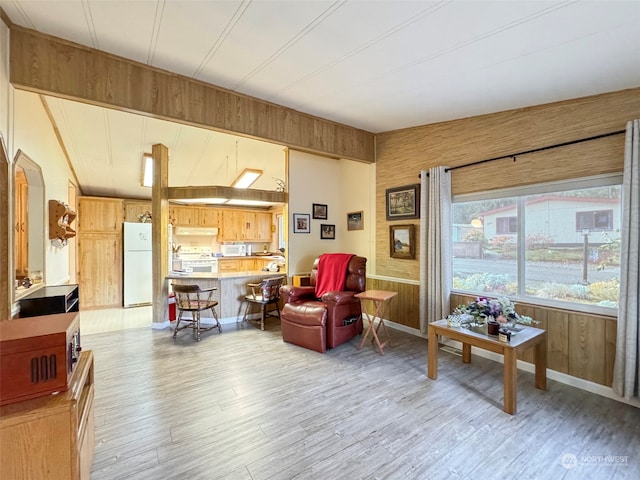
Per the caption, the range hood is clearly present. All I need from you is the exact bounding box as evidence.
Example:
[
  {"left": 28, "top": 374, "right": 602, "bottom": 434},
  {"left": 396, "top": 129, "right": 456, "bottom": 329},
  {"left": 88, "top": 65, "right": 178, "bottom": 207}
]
[{"left": 174, "top": 226, "right": 219, "bottom": 236}]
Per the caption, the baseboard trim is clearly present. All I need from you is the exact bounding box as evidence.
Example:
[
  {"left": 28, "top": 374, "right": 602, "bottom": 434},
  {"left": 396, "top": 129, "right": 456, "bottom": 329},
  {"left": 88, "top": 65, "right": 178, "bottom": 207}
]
[
  {"left": 382, "top": 319, "right": 640, "bottom": 410},
  {"left": 160, "top": 315, "right": 251, "bottom": 329}
]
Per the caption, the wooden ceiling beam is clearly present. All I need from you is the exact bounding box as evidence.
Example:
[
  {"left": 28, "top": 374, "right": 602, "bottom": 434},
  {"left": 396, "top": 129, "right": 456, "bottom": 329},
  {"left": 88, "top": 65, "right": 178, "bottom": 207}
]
[
  {"left": 168, "top": 186, "right": 287, "bottom": 204},
  {"left": 9, "top": 26, "right": 375, "bottom": 163}
]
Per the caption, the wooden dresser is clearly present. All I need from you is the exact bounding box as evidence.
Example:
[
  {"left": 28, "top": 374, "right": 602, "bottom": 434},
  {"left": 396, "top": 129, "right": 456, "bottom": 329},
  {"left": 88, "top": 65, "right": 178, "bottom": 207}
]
[{"left": 0, "top": 350, "right": 95, "bottom": 479}]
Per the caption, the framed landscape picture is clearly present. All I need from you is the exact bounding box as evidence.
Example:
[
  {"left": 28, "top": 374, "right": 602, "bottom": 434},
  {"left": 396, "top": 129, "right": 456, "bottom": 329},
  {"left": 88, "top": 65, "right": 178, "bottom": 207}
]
[
  {"left": 320, "top": 224, "right": 335, "bottom": 239},
  {"left": 312, "top": 203, "right": 328, "bottom": 220},
  {"left": 386, "top": 184, "right": 419, "bottom": 220},
  {"left": 293, "top": 213, "right": 310, "bottom": 233},
  {"left": 347, "top": 211, "right": 363, "bottom": 230},
  {"left": 390, "top": 224, "right": 415, "bottom": 259}
]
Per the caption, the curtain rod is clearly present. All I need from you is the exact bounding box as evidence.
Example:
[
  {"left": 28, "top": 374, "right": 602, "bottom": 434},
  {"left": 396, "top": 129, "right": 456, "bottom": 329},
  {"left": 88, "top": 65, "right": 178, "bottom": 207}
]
[
  {"left": 444, "top": 129, "right": 626, "bottom": 173},
  {"left": 419, "top": 129, "right": 626, "bottom": 178}
]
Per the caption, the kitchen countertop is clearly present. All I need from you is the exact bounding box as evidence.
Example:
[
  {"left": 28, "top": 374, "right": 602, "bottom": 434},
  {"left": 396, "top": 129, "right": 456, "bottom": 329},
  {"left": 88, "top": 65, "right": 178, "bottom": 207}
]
[
  {"left": 217, "top": 255, "right": 282, "bottom": 259},
  {"left": 166, "top": 270, "right": 286, "bottom": 280}
]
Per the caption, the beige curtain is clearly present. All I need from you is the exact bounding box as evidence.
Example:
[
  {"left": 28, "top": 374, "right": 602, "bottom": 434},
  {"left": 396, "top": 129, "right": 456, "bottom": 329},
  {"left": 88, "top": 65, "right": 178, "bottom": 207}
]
[
  {"left": 419, "top": 166, "right": 452, "bottom": 334},
  {"left": 613, "top": 119, "right": 640, "bottom": 400}
]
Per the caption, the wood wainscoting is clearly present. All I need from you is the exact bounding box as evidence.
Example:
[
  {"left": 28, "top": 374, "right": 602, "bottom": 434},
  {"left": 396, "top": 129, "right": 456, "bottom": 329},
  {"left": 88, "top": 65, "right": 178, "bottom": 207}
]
[
  {"left": 366, "top": 277, "right": 420, "bottom": 330},
  {"left": 362, "top": 279, "right": 617, "bottom": 388},
  {"left": 450, "top": 293, "right": 617, "bottom": 388}
]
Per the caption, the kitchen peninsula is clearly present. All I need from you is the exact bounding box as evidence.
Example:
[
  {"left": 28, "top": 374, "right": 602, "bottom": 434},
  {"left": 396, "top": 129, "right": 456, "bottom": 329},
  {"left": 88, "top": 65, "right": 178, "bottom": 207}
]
[{"left": 167, "top": 270, "right": 285, "bottom": 323}]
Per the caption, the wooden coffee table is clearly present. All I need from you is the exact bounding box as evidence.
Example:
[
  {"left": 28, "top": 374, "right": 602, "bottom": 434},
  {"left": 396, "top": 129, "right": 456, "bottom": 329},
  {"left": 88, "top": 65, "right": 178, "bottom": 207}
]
[{"left": 427, "top": 319, "right": 547, "bottom": 415}]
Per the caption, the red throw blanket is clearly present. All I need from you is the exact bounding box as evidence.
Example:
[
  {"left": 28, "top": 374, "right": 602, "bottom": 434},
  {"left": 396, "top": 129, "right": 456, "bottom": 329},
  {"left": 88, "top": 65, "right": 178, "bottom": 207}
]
[{"left": 315, "top": 253, "right": 354, "bottom": 298}]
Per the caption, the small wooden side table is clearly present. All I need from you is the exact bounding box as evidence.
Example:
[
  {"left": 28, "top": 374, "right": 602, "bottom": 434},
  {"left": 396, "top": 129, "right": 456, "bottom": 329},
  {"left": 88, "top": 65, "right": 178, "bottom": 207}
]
[
  {"left": 292, "top": 275, "right": 311, "bottom": 287},
  {"left": 355, "top": 290, "right": 398, "bottom": 355}
]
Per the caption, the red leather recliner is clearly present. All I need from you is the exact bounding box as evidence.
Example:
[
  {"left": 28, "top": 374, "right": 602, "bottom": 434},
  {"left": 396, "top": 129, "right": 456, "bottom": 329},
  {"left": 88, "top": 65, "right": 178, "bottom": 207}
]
[{"left": 279, "top": 255, "right": 366, "bottom": 353}]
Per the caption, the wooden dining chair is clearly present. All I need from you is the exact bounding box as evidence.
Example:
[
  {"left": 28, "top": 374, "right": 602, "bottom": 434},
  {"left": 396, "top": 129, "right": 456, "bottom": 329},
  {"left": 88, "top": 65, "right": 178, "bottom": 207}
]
[
  {"left": 241, "top": 276, "right": 285, "bottom": 330},
  {"left": 172, "top": 284, "right": 221, "bottom": 341}
]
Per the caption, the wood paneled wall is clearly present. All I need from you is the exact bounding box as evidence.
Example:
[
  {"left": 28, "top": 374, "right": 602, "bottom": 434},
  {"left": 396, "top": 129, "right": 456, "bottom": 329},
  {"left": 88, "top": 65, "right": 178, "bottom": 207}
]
[
  {"left": 366, "top": 277, "right": 420, "bottom": 330},
  {"left": 375, "top": 88, "right": 640, "bottom": 279},
  {"left": 451, "top": 293, "right": 616, "bottom": 387},
  {"left": 9, "top": 27, "right": 375, "bottom": 163}
]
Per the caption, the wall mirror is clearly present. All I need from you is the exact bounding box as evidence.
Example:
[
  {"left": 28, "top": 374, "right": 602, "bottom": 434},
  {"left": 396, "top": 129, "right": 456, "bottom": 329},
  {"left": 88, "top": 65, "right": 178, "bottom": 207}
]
[
  {"left": 1, "top": 135, "right": 9, "bottom": 317},
  {"left": 13, "top": 150, "right": 45, "bottom": 291}
]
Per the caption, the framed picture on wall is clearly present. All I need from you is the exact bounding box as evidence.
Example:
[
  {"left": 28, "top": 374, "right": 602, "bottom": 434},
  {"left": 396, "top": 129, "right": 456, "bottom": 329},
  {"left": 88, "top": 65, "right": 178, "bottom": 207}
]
[
  {"left": 312, "top": 203, "right": 328, "bottom": 220},
  {"left": 386, "top": 184, "right": 420, "bottom": 220},
  {"left": 320, "top": 224, "right": 335, "bottom": 239},
  {"left": 347, "top": 211, "right": 363, "bottom": 230},
  {"left": 390, "top": 224, "right": 415, "bottom": 259},
  {"left": 293, "top": 213, "right": 310, "bottom": 233}
]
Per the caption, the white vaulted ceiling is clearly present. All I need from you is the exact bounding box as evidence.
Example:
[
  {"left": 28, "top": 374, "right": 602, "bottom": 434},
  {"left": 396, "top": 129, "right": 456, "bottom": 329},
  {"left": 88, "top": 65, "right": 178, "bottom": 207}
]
[
  {"left": 2, "top": 0, "right": 639, "bottom": 200},
  {"left": 41, "top": 94, "right": 288, "bottom": 200}
]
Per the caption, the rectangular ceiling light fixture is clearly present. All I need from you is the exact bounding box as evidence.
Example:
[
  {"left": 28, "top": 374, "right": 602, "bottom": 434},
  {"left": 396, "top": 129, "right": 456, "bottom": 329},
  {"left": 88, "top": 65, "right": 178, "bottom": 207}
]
[
  {"left": 142, "top": 153, "right": 153, "bottom": 187},
  {"left": 226, "top": 199, "right": 273, "bottom": 206},
  {"left": 176, "top": 198, "right": 228, "bottom": 204},
  {"left": 231, "top": 168, "right": 263, "bottom": 188}
]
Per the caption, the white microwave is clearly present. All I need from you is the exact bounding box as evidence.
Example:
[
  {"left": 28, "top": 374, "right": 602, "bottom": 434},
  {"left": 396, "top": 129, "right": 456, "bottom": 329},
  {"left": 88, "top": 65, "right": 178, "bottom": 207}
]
[{"left": 221, "top": 244, "right": 247, "bottom": 257}]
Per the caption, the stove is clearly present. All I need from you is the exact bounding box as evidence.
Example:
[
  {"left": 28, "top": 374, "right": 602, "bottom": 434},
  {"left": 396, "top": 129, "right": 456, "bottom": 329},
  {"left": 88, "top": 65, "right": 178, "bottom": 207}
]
[{"left": 176, "top": 246, "right": 218, "bottom": 273}]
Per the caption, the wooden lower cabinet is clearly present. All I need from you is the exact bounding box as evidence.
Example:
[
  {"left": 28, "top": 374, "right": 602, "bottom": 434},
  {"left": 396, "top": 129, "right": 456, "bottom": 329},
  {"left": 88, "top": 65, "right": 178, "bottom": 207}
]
[
  {"left": 218, "top": 259, "right": 239, "bottom": 273},
  {"left": 0, "top": 350, "right": 95, "bottom": 480},
  {"left": 78, "top": 233, "right": 122, "bottom": 308},
  {"left": 218, "top": 258, "right": 260, "bottom": 272}
]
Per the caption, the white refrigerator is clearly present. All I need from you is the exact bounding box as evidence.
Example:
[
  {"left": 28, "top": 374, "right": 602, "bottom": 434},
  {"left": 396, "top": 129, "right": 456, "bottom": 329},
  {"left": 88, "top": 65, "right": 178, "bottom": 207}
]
[{"left": 123, "top": 222, "right": 152, "bottom": 307}]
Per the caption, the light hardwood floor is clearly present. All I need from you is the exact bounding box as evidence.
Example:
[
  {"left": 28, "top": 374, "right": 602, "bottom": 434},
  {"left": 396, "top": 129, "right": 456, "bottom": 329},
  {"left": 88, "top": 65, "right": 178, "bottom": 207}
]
[
  {"left": 80, "top": 306, "right": 152, "bottom": 335},
  {"left": 81, "top": 310, "right": 640, "bottom": 480}
]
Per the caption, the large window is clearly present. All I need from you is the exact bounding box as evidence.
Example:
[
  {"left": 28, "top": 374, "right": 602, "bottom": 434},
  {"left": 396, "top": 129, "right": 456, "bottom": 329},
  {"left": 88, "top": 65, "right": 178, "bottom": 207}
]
[{"left": 452, "top": 176, "right": 622, "bottom": 312}]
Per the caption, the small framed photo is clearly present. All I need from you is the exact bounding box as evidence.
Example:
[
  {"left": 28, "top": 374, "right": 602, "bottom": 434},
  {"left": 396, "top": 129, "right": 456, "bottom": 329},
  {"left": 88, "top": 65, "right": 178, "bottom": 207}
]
[
  {"left": 293, "top": 213, "right": 310, "bottom": 234},
  {"left": 347, "top": 211, "right": 364, "bottom": 231},
  {"left": 312, "top": 203, "right": 328, "bottom": 220},
  {"left": 390, "top": 224, "right": 415, "bottom": 259},
  {"left": 386, "top": 184, "right": 420, "bottom": 221},
  {"left": 320, "top": 224, "right": 335, "bottom": 240}
]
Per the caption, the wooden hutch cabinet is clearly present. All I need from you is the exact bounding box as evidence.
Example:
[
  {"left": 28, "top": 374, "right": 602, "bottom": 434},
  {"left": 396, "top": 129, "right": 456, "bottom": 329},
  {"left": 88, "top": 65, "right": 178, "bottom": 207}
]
[
  {"left": 14, "top": 169, "right": 28, "bottom": 278},
  {"left": 77, "top": 197, "right": 123, "bottom": 308}
]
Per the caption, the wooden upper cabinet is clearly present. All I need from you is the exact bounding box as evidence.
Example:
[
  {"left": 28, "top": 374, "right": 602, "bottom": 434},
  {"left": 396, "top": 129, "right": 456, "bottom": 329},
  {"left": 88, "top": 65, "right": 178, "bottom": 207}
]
[
  {"left": 123, "top": 201, "right": 152, "bottom": 223},
  {"left": 168, "top": 205, "right": 220, "bottom": 227},
  {"left": 78, "top": 197, "right": 123, "bottom": 233},
  {"left": 199, "top": 207, "right": 220, "bottom": 227},
  {"left": 239, "top": 211, "right": 256, "bottom": 240},
  {"left": 169, "top": 205, "right": 199, "bottom": 226},
  {"left": 255, "top": 212, "right": 272, "bottom": 241},
  {"left": 219, "top": 210, "right": 252, "bottom": 241},
  {"left": 218, "top": 209, "right": 272, "bottom": 241}
]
